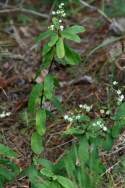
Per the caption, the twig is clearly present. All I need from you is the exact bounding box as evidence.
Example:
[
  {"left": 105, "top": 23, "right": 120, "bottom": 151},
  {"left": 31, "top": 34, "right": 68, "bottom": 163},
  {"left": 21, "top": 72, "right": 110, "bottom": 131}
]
[
  {"left": 101, "top": 160, "right": 121, "bottom": 177},
  {"left": 0, "top": 51, "right": 24, "bottom": 60},
  {"left": 0, "top": 87, "right": 8, "bottom": 99},
  {"left": 0, "top": 6, "right": 48, "bottom": 19},
  {"left": 10, "top": 19, "right": 26, "bottom": 48},
  {"left": 59, "top": 75, "right": 93, "bottom": 87},
  {"left": 80, "top": 0, "right": 112, "bottom": 23}
]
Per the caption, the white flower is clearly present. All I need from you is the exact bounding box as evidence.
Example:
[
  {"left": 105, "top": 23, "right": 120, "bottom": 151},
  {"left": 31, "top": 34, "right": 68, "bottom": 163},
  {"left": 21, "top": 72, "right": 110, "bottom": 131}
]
[
  {"left": 64, "top": 115, "right": 69, "bottom": 120},
  {"left": 113, "top": 81, "right": 118, "bottom": 85},
  {"left": 59, "top": 3, "right": 65, "bottom": 9},
  {"left": 0, "top": 111, "right": 11, "bottom": 118},
  {"left": 50, "top": 25, "right": 54, "bottom": 31},
  {"left": 68, "top": 117, "right": 73, "bottom": 122},
  {"left": 106, "top": 110, "right": 110, "bottom": 115},
  {"left": 99, "top": 123, "right": 104, "bottom": 128},
  {"left": 62, "top": 13, "right": 66, "bottom": 17},
  {"left": 61, "top": 3, "right": 64, "bottom": 6},
  {"left": 117, "top": 90, "right": 122, "bottom": 95},
  {"left": 85, "top": 106, "right": 91, "bottom": 112},
  {"left": 83, "top": 104, "right": 92, "bottom": 112},
  {"left": 97, "top": 120, "right": 101, "bottom": 125},
  {"left": 76, "top": 115, "right": 81, "bottom": 120},
  {"left": 60, "top": 25, "right": 64, "bottom": 31},
  {"left": 59, "top": 20, "right": 62, "bottom": 23},
  {"left": 60, "top": 10, "right": 64, "bottom": 13},
  {"left": 79, "top": 104, "right": 92, "bottom": 112},
  {"left": 118, "top": 95, "right": 124, "bottom": 102},
  {"left": 56, "top": 10, "right": 60, "bottom": 14},
  {"left": 92, "top": 123, "right": 96, "bottom": 127},
  {"left": 100, "top": 109, "right": 105, "bottom": 114},
  {"left": 52, "top": 11, "right": 56, "bottom": 15},
  {"left": 103, "top": 126, "right": 107, "bottom": 131},
  {"left": 79, "top": 104, "right": 83, "bottom": 108}
]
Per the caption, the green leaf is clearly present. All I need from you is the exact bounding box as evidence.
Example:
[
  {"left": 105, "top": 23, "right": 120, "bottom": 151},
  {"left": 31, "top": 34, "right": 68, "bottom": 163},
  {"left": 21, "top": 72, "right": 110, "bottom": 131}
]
[
  {"left": 0, "top": 144, "right": 17, "bottom": 158},
  {"left": 114, "top": 102, "right": 125, "bottom": 120},
  {"left": 28, "top": 84, "right": 43, "bottom": 113},
  {"left": 64, "top": 127, "right": 84, "bottom": 136},
  {"left": 0, "top": 178, "right": 4, "bottom": 188},
  {"left": 57, "top": 176, "right": 75, "bottom": 188},
  {"left": 52, "top": 17, "right": 60, "bottom": 29},
  {"left": 40, "top": 168, "right": 54, "bottom": 178},
  {"left": 64, "top": 25, "right": 85, "bottom": 34},
  {"left": 62, "top": 30, "right": 81, "bottom": 43},
  {"left": 0, "top": 159, "right": 20, "bottom": 175},
  {"left": 102, "top": 135, "right": 114, "bottom": 150},
  {"left": 42, "top": 43, "right": 52, "bottom": 56},
  {"left": 48, "top": 34, "right": 58, "bottom": 47},
  {"left": 89, "top": 145, "right": 105, "bottom": 174},
  {"left": 31, "top": 132, "right": 44, "bottom": 154},
  {"left": 33, "top": 158, "right": 53, "bottom": 170},
  {"left": 26, "top": 165, "right": 40, "bottom": 183},
  {"left": 35, "top": 31, "right": 54, "bottom": 43},
  {"left": 64, "top": 44, "right": 80, "bottom": 65},
  {"left": 56, "top": 38, "right": 65, "bottom": 59},
  {"left": 33, "top": 182, "right": 51, "bottom": 188},
  {"left": 112, "top": 120, "right": 125, "bottom": 138},
  {"left": 41, "top": 48, "right": 55, "bottom": 70},
  {"left": 78, "top": 137, "right": 89, "bottom": 163},
  {"left": 44, "top": 75, "right": 54, "bottom": 100},
  {"left": 50, "top": 182, "right": 62, "bottom": 188},
  {"left": 36, "top": 109, "right": 46, "bottom": 136},
  {"left": 51, "top": 96, "right": 63, "bottom": 112},
  {"left": 0, "top": 167, "right": 15, "bottom": 181}
]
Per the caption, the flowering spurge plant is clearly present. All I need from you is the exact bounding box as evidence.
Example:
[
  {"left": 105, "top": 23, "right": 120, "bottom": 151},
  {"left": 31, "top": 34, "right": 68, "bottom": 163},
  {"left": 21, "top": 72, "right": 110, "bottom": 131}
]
[
  {"left": 28, "top": 3, "right": 85, "bottom": 155},
  {"left": 61, "top": 100, "right": 125, "bottom": 187},
  {"left": 25, "top": 101, "right": 125, "bottom": 188}
]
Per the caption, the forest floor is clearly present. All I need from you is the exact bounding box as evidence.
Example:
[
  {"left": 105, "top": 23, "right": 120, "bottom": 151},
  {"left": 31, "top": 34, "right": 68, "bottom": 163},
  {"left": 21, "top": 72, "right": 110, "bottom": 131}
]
[{"left": 0, "top": 1, "right": 125, "bottom": 187}]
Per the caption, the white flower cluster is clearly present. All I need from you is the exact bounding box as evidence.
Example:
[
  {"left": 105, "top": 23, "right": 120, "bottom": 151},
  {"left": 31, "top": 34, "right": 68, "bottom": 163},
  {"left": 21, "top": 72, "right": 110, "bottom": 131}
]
[
  {"left": 52, "top": 3, "right": 66, "bottom": 17},
  {"left": 113, "top": 81, "right": 124, "bottom": 105},
  {"left": 49, "top": 24, "right": 54, "bottom": 31},
  {"left": 116, "top": 89, "right": 124, "bottom": 105},
  {"left": 0, "top": 111, "right": 11, "bottom": 118},
  {"left": 64, "top": 114, "right": 73, "bottom": 122},
  {"left": 79, "top": 104, "right": 92, "bottom": 112},
  {"left": 49, "top": 3, "right": 65, "bottom": 31},
  {"left": 100, "top": 109, "right": 110, "bottom": 115},
  {"left": 64, "top": 114, "right": 81, "bottom": 122},
  {"left": 92, "top": 120, "right": 107, "bottom": 132},
  {"left": 113, "top": 81, "right": 118, "bottom": 86}
]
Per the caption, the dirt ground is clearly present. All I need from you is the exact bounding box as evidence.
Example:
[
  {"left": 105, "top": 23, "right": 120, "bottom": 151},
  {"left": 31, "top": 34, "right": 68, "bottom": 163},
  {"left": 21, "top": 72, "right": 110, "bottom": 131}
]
[{"left": 0, "top": 1, "right": 125, "bottom": 187}]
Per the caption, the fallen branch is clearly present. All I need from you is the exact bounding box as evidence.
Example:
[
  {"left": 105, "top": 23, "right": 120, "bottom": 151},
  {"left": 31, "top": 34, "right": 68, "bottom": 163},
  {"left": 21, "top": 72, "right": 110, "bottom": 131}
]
[
  {"left": 59, "top": 75, "right": 93, "bottom": 87},
  {"left": 80, "top": 0, "right": 112, "bottom": 23},
  {"left": 0, "top": 6, "right": 48, "bottom": 19}
]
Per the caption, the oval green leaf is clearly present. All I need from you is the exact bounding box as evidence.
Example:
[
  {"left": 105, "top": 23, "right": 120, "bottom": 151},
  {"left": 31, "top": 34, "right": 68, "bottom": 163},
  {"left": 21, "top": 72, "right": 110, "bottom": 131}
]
[
  {"left": 56, "top": 38, "right": 65, "bottom": 59},
  {"left": 57, "top": 176, "right": 75, "bottom": 188},
  {"left": 48, "top": 34, "right": 58, "bottom": 47},
  {"left": 0, "top": 144, "right": 17, "bottom": 158},
  {"left": 64, "top": 25, "right": 85, "bottom": 34},
  {"left": 36, "top": 109, "right": 46, "bottom": 136},
  {"left": 28, "top": 84, "right": 43, "bottom": 113},
  {"left": 31, "top": 132, "right": 44, "bottom": 154},
  {"left": 61, "top": 31, "right": 80, "bottom": 43}
]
